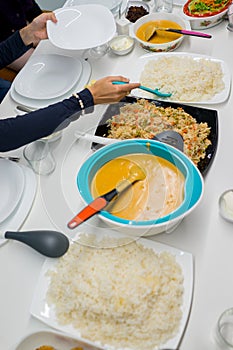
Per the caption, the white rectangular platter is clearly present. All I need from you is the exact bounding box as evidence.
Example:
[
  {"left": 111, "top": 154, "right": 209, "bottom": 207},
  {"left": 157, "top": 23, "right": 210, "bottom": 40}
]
[
  {"left": 31, "top": 234, "right": 193, "bottom": 350},
  {"left": 128, "top": 52, "right": 231, "bottom": 105}
]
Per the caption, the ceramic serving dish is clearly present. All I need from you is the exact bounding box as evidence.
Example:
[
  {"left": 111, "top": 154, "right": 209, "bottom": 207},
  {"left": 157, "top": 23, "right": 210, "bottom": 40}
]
[
  {"left": 182, "top": 0, "right": 231, "bottom": 29},
  {"left": 131, "top": 12, "right": 190, "bottom": 52}
]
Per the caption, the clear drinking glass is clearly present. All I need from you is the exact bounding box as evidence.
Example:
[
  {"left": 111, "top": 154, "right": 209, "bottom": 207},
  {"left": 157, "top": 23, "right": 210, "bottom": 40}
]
[
  {"left": 82, "top": 44, "right": 110, "bottom": 60},
  {"left": 23, "top": 140, "right": 56, "bottom": 175},
  {"left": 216, "top": 308, "right": 233, "bottom": 349},
  {"left": 154, "top": 0, "right": 173, "bottom": 12}
]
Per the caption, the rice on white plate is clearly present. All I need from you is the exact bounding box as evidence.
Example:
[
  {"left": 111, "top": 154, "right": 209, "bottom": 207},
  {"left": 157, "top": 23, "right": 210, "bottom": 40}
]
[
  {"left": 140, "top": 56, "right": 225, "bottom": 102},
  {"left": 46, "top": 236, "right": 184, "bottom": 350}
]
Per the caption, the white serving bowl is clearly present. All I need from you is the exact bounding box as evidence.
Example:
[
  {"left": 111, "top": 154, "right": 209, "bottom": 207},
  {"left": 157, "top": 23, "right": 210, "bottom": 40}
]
[
  {"left": 109, "top": 35, "right": 135, "bottom": 55},
  {"left": 12, "top": 329, "right": 96, "bottom": 350},
  {"left": 182, "top": 0, "right": 231, "bottom": 29},
  {"left": 131, "top": 12, "right": 190, "bottom": 52},
  {"left": 77, "top": 139, "right": 204, "bottom": 236}
]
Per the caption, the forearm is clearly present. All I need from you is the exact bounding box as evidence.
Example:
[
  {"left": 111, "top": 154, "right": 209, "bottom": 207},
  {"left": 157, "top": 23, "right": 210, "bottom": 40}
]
[
  {"left": 0, "top": 89, "right": 94, "bottom": 152},
  {"left": 20, "top": 24, "right": 35, "bottom": 46},
  {"left": 0, "top": 31, "right": 31, "bottom": 69}
]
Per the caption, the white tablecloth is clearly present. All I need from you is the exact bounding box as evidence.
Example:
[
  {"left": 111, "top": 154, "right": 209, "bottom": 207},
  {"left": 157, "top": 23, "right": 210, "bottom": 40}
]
[{"left": 1, "top": 5, "right": 233, "bottom": 349}]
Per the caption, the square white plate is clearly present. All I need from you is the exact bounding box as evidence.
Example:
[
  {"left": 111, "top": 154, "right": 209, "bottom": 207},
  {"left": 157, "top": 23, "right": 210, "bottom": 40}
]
[
  {"left": 31, "top": 235, "right": 193, "bottom": 350},
  {"left": 47, "top": 5, "right": 116, "bottom": 50},
  {"left": 14, "top": 54, "right": 83, "bottom": 100},
  {"left": 0, "top": 164, "right": 37, "bottom": 247},
  {"left": 10, "top": 59, "right": 91, "bottom": 109},
  {"left": 0, "top": 159, "right": 25, "bottom": 223},
  {"left": 128, "top": 52, "right": 231, "bottom": 104}
]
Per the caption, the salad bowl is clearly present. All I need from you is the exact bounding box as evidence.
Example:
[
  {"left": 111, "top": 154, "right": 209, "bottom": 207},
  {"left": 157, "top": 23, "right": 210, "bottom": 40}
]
[{"left": 182, "top": 0, "right": 231, "bottom": 29}]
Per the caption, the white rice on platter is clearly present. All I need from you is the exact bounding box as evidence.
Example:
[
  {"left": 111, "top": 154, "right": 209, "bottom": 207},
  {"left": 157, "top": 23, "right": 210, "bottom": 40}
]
[
  {"left": 46, "top": 236, "right": 184, "bottom": 350},
  {"left": 140, "top": 56, "right": 225, "bottom": 102}
]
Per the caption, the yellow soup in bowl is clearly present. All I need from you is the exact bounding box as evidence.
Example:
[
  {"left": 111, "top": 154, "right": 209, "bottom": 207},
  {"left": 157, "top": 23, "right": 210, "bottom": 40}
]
[
  {"left": 136, "top": 20, "right": 182, "bottom": 43},
  {"left": 91, "top": 153, "right": 185, "bottom": 221}
]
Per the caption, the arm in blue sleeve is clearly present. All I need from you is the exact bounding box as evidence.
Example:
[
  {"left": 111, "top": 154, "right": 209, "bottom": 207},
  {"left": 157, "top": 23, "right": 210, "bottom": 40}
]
[
  {"left": 0, "top": 88, "right": 94, "bottom": 152},
  {"left": 0, "top": 31, "right": 32, "bottom": 68}
]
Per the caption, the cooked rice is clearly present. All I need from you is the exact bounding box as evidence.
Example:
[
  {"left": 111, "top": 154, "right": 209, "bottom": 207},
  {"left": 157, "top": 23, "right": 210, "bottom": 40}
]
[
  {"left": 107, "top": 99, "right": 211, "bottom": 165},
  {"left": 46, "top": 236, "right": 184, "bottom": 350},
  {"left": 140, "top": 56, "right": 224, "bottom": 102}
]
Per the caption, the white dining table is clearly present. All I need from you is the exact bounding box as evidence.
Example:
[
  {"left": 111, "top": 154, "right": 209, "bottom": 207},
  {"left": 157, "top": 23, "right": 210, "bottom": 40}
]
[{"left": 1, "top": 3, "right": 233, "bottom": 349}]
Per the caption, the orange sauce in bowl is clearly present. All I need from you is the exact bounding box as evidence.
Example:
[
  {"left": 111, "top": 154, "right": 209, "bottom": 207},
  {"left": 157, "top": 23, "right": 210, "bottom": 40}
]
[
  {"left": 91, "top": 154, "right": 185, "bottom": 221},
  {"left": 136, "top": 20, "right": 182, "bottom": 43}
]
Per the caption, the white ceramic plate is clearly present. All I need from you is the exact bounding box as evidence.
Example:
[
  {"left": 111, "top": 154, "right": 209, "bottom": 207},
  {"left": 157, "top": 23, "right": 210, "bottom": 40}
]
[
  {"left": 13, "top": 329, "right": 97, "bottom": 350},
  {"left": 10, "top": 59, "right": 91, "bottom": 109},
  {"left": 128, "top": 52, "right": 231, "bottom": 104},
  {"left": 0, "top": 164, "right": 37, "bottom": 247},
  {"left": 64, "top": 0, "right": 123, "bottom": 12},
  {"left": 14, "top": 54, "right": 83, "bottom": 100},
  {"left": 47, "top": 5, "right": 116, "bottom": 50},
  {"left": 30, "top": 236, "right": 193, "bottom": 350},
  {"left": 0, "top": 159, "right": 25, "bottom": 223}
]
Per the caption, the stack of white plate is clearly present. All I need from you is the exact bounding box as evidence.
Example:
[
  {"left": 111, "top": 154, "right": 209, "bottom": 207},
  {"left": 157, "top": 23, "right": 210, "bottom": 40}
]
[
  {"left": 0, "top": 159, "right": 37, "bottom": 247},
  {"left": 10, "top": 53, "right": 91, "bottom": 109}
]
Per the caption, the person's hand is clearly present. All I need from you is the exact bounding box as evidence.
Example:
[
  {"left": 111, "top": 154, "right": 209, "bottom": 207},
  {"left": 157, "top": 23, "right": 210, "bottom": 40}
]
[
  {"left": 20, "top": 12, "right": 57, "bottom": 46},
  {"left": 88, "top": 76, "right": 140, "bottom": 104}
]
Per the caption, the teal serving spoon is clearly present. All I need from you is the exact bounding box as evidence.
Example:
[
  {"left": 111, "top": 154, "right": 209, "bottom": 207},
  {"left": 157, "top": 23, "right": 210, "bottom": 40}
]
[{"left": 112, "top": 81, "right": 172, "bottom": 98}]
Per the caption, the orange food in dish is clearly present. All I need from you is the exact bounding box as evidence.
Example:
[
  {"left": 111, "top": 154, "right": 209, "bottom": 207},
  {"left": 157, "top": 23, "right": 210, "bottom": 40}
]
[
  {"left": 136, "top": 20, "right": 182, "bottom": 43},
  {"left": 91, "top": 154, "right": 185, "bottom": 221}
]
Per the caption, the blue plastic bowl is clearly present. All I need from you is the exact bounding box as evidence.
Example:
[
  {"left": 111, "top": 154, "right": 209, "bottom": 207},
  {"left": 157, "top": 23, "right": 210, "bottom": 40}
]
[{"left": 77, "top": 139, "right": 204, "bottom": 235}]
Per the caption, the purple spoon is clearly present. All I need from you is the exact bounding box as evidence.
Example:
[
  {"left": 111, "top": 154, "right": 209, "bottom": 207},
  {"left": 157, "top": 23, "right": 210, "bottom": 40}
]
[{"left": 145, "top": 25, "right": 212, "bottom": 41}]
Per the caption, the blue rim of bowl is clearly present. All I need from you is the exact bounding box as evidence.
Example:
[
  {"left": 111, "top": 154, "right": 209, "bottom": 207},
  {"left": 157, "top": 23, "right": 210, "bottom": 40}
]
[{"left": 77, "top": 139, "right": 204, "bottom": 227}]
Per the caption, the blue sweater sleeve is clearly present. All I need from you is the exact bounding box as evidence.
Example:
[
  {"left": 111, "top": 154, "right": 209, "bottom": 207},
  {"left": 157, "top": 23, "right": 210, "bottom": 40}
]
[
  {"left": 0, "top": 88, "right": 94, "bottom": 152},
  {"left": 0, "top": 31, "right": 32, "bottom": 68}
]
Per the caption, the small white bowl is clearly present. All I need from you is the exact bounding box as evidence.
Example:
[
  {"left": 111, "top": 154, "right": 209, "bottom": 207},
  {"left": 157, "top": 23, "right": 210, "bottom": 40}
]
[
  {"left": 125, "top": 0, "right": 150, "bottom": 23},
  {"left": 219, "top": 189, "right": 233, "bottom": 223},
  {"left": 182, "top": 0, "right": 230, "bottom": 29},
  {"left": 109, "top": 35, "right": 135, "bottom": 55},
  {"left": 131, "top": 12, "right": 190, "bottom": 52}
]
